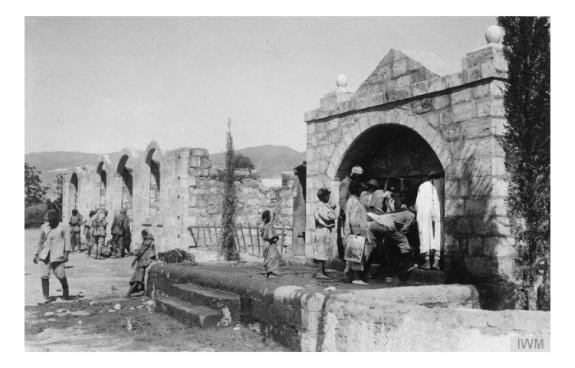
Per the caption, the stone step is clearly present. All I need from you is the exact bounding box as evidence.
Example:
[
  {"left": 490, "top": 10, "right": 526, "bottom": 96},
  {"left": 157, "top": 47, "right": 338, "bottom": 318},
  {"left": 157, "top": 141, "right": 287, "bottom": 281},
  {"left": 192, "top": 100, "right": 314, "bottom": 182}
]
[
  {"left": 155, "top": 295, "right": 224, "bottom": 329},
  {"left": 409, "top": 269, "right": 447, "bottom": 284},
  {"left": 170, "top": 283, "right": 241, "bottom": 318}
]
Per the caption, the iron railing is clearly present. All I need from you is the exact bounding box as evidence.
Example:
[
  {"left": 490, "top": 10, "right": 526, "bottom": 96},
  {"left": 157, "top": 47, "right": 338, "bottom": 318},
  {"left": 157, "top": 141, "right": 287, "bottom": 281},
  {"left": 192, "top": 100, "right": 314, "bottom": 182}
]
[{"left": 187, "top": 223, "right": 293, "bottom": 258}]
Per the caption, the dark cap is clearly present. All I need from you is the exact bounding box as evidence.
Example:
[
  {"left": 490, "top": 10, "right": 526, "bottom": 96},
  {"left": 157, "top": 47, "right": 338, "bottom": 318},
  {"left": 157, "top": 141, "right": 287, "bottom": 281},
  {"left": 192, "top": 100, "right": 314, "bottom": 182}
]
[
  {"left": 367, "top": 179, "right": 379, "bottom": 188},
  {"left": 317, "top": 186, "right": 331, "bottom": 198}
]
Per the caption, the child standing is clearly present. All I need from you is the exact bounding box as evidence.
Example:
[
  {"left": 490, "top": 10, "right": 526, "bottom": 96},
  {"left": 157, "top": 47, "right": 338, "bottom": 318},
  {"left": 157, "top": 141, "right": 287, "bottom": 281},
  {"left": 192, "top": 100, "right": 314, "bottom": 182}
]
[
  {"left": 260, "top": 210, "right": 281, "bottom": 278},
  {"left": 313, "top": 186, "right": 337, "bottom": 279}
]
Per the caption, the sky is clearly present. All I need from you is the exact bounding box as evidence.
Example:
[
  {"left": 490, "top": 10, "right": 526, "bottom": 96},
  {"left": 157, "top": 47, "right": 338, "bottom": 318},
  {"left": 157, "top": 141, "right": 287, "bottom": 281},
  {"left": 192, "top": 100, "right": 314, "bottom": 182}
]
[{"left": 25, "top": 16, "right": 497, "bottom": 155}]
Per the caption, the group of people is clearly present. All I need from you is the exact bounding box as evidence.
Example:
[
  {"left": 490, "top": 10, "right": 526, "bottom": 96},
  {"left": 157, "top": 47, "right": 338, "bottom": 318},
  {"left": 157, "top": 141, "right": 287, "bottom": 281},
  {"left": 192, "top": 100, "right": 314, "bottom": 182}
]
[
  {"left": 69, "top": 208, "right": 132, "bottom": 259},
  {"left": 33, "top": 207, "right": 157, "bottom": 303},
  {"left": 313, "top": 165, "right": 442, "bottom": 284}
]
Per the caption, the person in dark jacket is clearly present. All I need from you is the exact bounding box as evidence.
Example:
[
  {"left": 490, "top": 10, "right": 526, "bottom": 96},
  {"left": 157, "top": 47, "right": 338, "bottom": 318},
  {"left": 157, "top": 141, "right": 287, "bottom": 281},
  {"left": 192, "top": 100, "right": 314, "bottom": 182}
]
[
  {"left": 111, "top": 209, "right": 130, "bottom": 258},
  {"left": 69, "top": 209, "right": 83, "bottom": 252}
]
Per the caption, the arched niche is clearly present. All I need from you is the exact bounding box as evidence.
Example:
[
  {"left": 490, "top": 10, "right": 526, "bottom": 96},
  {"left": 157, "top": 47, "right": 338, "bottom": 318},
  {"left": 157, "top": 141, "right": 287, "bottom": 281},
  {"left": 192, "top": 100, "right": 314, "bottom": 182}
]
[{"left": 145, "top": 141, "right": 164, "bottom": 216}]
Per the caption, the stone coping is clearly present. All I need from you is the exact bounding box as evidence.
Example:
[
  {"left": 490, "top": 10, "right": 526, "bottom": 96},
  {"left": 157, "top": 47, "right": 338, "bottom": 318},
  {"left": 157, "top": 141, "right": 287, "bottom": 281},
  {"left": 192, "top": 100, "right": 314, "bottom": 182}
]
[
  {"left": 304, "top": 62, "right": 507, "bottom": 123},
  {"left": 148, "top": 263, "right": 550, "bottom": 351},
  {"left": 148, "top": 263, "right": 478, "bottom": 307}
]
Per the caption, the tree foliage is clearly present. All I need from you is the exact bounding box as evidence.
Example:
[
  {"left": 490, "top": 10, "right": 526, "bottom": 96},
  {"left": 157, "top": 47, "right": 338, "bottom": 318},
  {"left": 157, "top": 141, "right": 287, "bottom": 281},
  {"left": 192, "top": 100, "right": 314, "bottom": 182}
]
[
  {"left": 233, "top": 153, "right": 255, "bottom": 170},
  {"left": 25, "top": 163, "right": 47, "bottom": 207},
  {"left": 52, "top": 173, "right": 64, "bottom": 215},
  {"left": 220, "top": 119, "right": 240, "bottom": 261},
  {"left": 54, "top": 173, "right": 64, "bottom": 199},
  {"left": 497, "top": 17, "right": 550, "bottom": 310}
]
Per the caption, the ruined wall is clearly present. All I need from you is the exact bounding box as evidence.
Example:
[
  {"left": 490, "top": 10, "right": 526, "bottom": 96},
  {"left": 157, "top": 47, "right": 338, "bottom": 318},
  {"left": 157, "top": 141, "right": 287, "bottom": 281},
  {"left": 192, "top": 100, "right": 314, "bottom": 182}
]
[
  {"left": 305, "top": 42, "right": 513, "bottom": 288},
  {"left": 62, "top": 141, "right": 297, "bottom": 255},
  {"left": 189, "top": 169, "right": 296, "bottom": 252}
]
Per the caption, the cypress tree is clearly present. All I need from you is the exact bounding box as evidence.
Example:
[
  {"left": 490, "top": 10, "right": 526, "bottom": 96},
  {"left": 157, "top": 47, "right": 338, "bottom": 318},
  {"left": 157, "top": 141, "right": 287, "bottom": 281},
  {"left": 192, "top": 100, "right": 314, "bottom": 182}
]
[
  {"left": 221, "top": 119, "right": 240, "bottom": 261},
  {"left": 497, "top": 17, "right": 550, "bottom": 310}
]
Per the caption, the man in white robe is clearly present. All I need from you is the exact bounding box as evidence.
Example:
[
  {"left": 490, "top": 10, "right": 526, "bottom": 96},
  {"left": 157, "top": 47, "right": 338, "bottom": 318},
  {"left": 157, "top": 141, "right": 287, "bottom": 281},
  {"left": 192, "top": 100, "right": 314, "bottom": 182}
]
[{"left": 415, "top": 171, "right": 442, "bottom": 270}]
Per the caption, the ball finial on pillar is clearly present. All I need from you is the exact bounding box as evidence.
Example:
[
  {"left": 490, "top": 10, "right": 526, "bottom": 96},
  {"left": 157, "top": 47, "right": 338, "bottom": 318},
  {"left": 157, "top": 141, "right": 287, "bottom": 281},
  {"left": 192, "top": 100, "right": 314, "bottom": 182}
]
[
  {"left": 336, "top": 74, "right": 348, "bottom": 88},
  {"left": 485, "top": 25, "right": 503, "bottom": 44}
]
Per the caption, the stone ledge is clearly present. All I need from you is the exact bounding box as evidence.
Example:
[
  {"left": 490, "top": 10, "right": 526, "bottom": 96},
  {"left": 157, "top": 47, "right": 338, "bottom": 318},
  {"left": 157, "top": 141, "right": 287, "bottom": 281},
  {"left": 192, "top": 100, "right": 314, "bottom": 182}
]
[
  {"left": 304, "top": 63, "right": 507, "bottom": 123},
  {"left": 148, "top": 263, "right": 548, "bottom": 352}
]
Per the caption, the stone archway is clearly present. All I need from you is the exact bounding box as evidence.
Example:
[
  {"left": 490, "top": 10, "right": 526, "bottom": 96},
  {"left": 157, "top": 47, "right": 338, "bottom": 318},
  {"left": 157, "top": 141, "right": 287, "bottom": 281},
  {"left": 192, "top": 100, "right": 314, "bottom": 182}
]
[
  {"left": 335, "top": 123, "right": 445, "bottom": 207},
  {"left": 326, "top": 109, "right": 453, "bottom": 182},
  {"left": 325, "top": 108, "right": 453, "bottom": 265}
]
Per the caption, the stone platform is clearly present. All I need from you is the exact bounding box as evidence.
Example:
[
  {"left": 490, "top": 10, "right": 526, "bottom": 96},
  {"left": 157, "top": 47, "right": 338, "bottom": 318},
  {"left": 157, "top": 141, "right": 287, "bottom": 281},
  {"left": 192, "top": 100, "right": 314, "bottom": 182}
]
[{"left": 148, "top": 262, "right": 550, "bottom": 352}]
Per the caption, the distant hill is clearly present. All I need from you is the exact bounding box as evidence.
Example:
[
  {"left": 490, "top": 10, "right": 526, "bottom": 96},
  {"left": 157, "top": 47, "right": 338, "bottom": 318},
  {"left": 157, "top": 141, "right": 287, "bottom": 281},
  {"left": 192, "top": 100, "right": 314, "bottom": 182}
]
[
  {"left": 210, "top": 145, "right": 305, "bottom": 178},
  {"left": 24, "top": 146, "right": 305, "bottom": 190},
  {"left": 24, "top": 151, "right": 122, "bottom": 191}
]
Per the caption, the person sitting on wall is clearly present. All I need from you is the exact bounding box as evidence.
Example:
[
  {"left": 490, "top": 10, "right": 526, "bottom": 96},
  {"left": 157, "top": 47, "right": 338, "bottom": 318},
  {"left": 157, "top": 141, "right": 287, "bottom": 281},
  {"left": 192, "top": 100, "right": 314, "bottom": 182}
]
[
  {"left": 343, "top": 180, "right": 373, "bottom": 285},
  {"left": 380, "top": 194, "right": 418, "bottom": 279},
  {"left": 414, "top": 171, "right": 442, "bottom": 270},
  {"left": 260, "top": 210, "right": 282, "bottom": 278},
  {"left": 124, "top": 229, "right": 157, "bottom": 298},
  {"left": 366, "top": 210, "right": 414, "bottom": 282},
  {"left": 314, "top": 186, "right": 338, "bottom": 279},
  {"left": 69, "top": 209, "right": 83, "bottom": 253}
]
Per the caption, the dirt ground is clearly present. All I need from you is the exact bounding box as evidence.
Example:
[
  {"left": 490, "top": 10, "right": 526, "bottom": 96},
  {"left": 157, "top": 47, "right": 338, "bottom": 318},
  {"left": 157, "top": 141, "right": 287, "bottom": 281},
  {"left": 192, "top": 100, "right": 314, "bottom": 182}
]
[{"left": 24, "top": 229, "right": 287, "bottom": 352}]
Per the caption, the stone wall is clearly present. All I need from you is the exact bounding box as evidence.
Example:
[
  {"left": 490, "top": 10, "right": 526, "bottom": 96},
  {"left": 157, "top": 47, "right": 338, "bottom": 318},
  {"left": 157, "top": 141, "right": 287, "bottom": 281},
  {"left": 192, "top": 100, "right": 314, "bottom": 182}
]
[
  {"left": 319, "top": 291, "right": 549, "bottom": 352},
  {"left": 305, "top": 42, "right": 513, "bottom": 289},
  {"left": 62, "top": 141, "right": 298, "bottom": 255},
  {"left": 188, "top": 169, "right": 296, "bottom": 252},
  {"left": 148, "top": 263, "right": 550, "bottom": 352}
]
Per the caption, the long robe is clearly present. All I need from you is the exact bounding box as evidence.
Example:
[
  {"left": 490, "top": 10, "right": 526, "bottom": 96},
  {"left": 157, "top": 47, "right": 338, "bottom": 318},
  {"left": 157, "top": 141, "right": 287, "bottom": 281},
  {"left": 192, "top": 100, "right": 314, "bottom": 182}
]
[
  {"left": 313, "top": 202, "right": 337, "bottom": 262},
  {"left": 343, "top": 195, "right": 373, "bottom": 271},
  {"left": 261, "top": 222, "right": 280, "bottom": 274},
  {"left": 129, "top": 235, "right": 156, "bottom": 286},
  {"left": 415, "top": 181, "right": 441, "bottom": 254}
]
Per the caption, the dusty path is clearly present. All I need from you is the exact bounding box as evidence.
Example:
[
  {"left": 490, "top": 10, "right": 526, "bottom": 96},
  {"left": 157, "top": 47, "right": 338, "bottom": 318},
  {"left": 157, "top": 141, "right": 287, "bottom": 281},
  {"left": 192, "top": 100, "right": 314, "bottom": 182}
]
[{"left": 24, "top": 229, "right": 287, "bottom": 352}]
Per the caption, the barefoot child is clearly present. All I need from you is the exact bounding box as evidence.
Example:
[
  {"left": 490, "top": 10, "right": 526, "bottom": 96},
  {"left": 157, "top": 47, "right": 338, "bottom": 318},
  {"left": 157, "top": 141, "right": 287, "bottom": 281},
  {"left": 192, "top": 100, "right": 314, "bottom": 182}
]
[
  {"left": 313, "top": 186, "right": 337, "bottom": 279},
  {"left": 261, "top": 210, "right": 282, "bottom": 278}
]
